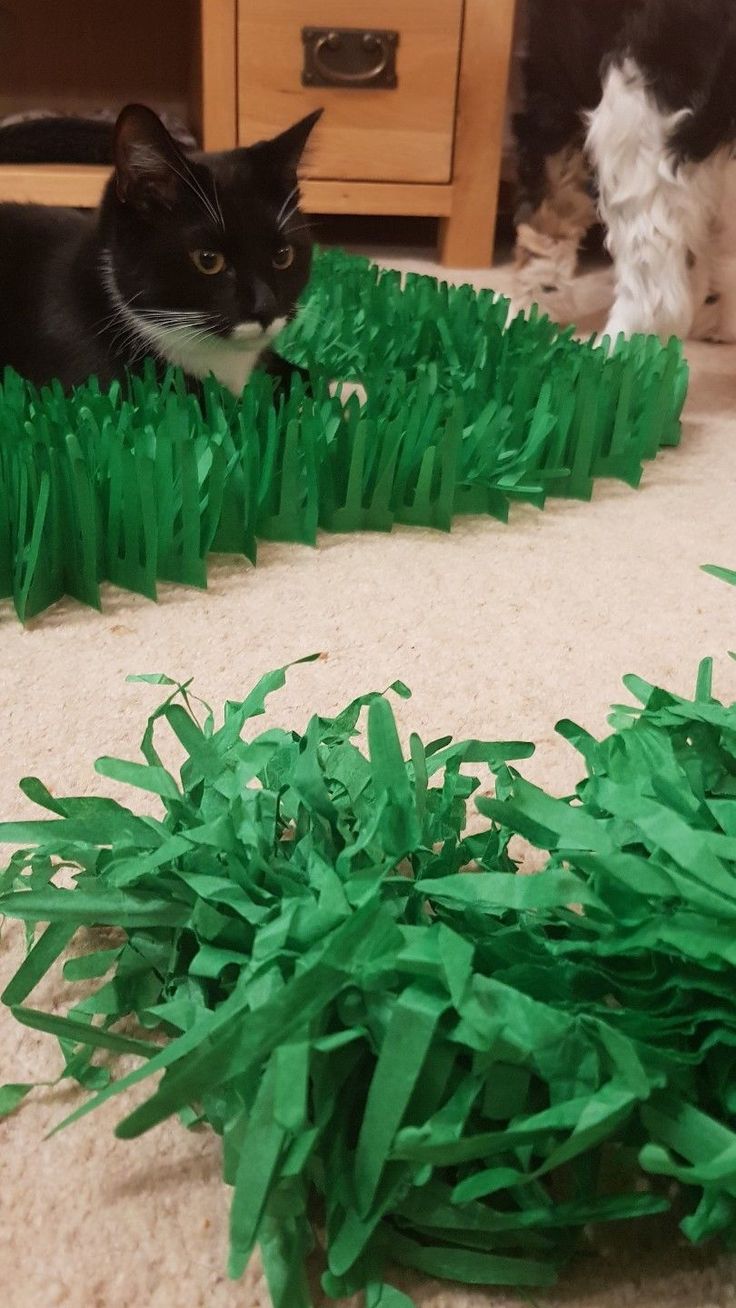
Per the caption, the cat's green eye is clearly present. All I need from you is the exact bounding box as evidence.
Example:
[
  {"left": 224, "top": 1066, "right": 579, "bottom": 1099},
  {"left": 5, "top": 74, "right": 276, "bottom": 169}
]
[
  {"left": 190, "top": 249, "right": 226, "bottom": 276},
  {"left": 272, "top": 244, "right": 295, "bottom": 271}
]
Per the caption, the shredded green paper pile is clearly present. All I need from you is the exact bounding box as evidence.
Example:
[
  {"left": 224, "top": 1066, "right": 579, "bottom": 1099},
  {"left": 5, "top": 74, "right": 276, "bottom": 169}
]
[
  {"left": 1, "top": 248, "right": 687, "bottom": 620},
  {"left": 3, "top": 572, "right": 736, "bottom": 1304}
]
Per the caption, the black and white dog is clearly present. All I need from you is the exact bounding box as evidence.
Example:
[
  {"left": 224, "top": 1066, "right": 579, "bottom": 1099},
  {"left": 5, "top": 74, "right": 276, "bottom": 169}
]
[{"left": 514, "top": 0, "right": 736, "bottom": 342}]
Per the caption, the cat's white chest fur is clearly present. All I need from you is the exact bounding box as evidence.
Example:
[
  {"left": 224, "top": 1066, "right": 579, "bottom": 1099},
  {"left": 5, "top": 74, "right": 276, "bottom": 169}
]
[{"left": 138, "top": 318, "right": 286, "bottom": 394}]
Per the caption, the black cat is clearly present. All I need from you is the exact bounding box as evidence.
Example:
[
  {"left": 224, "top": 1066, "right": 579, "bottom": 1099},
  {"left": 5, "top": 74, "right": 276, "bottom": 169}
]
[{"left": 0, "top": 103, "right": 322, "bottom": 393}]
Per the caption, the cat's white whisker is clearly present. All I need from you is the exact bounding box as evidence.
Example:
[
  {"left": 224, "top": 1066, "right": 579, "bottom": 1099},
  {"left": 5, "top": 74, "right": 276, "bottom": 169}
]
[
  {"left": 212, "top": 178, "right": 226, "bottom": 233},
  {"left": 276, "top": 184, "right": 299, "bottom": 226},
  {"left": 162, "top": 157, "right": 223, "bottom": 231},
  {"left": 91, "top": 286, "right": 145, "bottom": 339},
  {"left": 154, "top": 323, "right": 217, "bottom": 344},
  {"left": 282, "top": 222, "right": 313, "bottom": 238},
  {"left": 95, "top": 286, "right": 218, "bottom": 359},
  {"left": 278, "top": 203, "right": 300, "bottom": 233},
  {"left": 137, "top": 308, "right": 216, "bottom": 319},
  {"left": 183, "top": 170, "right": 222, "bottom": 230},
  {"left": 136, "top": 309, "right": 222, "bottom": 331},
  {"left": 110, "top": 324, "right": 146, "bottom": 360}
]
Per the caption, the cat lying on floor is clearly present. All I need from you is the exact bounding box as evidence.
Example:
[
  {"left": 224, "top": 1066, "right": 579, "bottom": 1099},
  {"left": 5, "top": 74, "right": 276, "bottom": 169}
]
[{"left": 0, "top": 103, "right": 321, "bottom": 393}]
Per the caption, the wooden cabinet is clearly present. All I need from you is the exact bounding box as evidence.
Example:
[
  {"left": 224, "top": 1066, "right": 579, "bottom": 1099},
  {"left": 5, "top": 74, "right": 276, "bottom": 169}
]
[
  {"left": 238, "top": 1, "right": 463, "bottom": 184},
  {"left": 0, "top": 0, "right": 517, "bottom": 266},
  {"left": 239, "top": 0, "right": 517, "bottom": 264}
]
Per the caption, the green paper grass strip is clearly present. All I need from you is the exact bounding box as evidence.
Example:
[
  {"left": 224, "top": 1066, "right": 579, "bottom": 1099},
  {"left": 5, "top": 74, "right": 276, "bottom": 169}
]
[
  {"left": 4, "top": 617, "right": 736, "bottom": 1301},
  {"left": 0, "top": 248, "right": 687, "bottom": 620}
]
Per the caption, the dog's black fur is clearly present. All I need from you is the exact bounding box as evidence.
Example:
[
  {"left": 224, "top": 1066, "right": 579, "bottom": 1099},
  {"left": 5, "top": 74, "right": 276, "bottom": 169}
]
[
  {"left": 629, "top": 0, "right": 736, "bottom": 161},
  {"left": 513, "top": 0, "right": 637, "bottom": 218}
]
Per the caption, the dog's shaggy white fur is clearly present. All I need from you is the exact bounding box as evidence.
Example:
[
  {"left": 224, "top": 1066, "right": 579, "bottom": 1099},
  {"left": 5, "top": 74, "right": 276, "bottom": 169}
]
[{"left": 587, "top": 58, "right": 732, "bottom": 343}]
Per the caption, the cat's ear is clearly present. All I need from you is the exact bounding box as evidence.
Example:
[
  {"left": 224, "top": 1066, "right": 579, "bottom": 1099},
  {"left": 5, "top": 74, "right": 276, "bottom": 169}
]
[
  {"left": 114, "top": 104, "right": 188, "bottom": 210},
  {"left": 250, "top": 109, "right": 323, "bottom": 183}
]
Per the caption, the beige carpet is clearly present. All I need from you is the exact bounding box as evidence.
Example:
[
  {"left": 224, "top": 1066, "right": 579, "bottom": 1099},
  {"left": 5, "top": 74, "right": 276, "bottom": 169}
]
[{"left": 2, "top": 250, "right": 736, "bottom": 1307}]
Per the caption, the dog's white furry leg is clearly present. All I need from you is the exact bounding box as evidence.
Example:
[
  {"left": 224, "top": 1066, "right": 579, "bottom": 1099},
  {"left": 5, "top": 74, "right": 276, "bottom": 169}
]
[{"left": 587, "top": 58, "right": 724, "bottom": 343}]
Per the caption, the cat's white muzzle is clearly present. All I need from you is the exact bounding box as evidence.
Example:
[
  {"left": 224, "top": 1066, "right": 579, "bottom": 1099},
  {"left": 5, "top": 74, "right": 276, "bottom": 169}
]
[{"left": 230, "top": 318, "right": 286, "bottom": 345}]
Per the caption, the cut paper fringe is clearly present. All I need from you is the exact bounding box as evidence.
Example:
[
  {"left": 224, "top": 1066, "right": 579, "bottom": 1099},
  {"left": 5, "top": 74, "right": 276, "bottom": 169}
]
[
  {"left": 0, "top": 248, "right": 687, "bottom": 620},
  {"left": 3, "top": 568, "right": 736, "bottom": 1304}
]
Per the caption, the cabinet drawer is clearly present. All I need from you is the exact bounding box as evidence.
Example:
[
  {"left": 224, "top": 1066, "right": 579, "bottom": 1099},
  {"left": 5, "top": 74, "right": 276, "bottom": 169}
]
[{"left": 238, "top": 0, "right": 463, "bottom": 184}]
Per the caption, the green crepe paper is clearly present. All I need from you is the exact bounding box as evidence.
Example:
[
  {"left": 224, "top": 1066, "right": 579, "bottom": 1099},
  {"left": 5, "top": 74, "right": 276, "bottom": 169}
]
[
  {"left": 0, "top": 248, "right": 687, "bottom": 620},
  {"left": 5, "top": 600, "right": 736, "bottom": 1303}
]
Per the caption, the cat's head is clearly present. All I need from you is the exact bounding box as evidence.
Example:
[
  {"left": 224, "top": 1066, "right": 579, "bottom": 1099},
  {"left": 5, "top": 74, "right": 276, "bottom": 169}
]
[{"left": 98, "top": 102, "right": 322, "bottom": 356}]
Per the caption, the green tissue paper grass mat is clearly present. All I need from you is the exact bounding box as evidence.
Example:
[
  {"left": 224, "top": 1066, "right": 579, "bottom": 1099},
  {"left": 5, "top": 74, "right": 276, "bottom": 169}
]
[
  {"left": 3, "top": 591, "right": 736, "bottom": 1303},
  {"left": 0, "top": 247, "right": 687, "bottom": 621}
]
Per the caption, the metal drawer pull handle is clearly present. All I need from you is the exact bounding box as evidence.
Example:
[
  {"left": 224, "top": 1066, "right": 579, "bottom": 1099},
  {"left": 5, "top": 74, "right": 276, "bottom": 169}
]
[
  {"left": 315, "top": 31, "right": 388, "bottom": 84},
  {"left": 302, "top": 27, "right": 399, "bottom": 90}
]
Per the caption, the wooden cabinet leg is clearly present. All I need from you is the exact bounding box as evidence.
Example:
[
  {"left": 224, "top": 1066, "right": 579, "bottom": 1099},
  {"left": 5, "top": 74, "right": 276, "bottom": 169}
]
[
  {"left": 438, "top": 0, "right": 517, "bottom": 267},
  {"left": 438, "top": 192, "right": 502, "bottom": 269}
]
